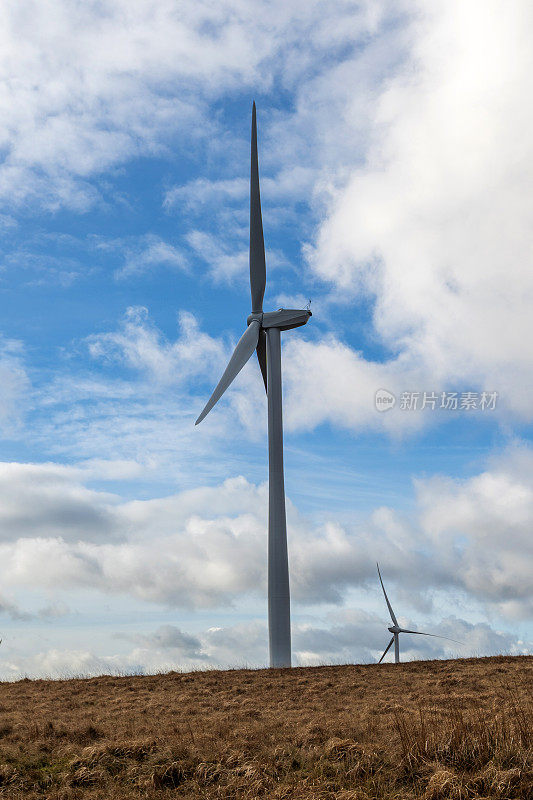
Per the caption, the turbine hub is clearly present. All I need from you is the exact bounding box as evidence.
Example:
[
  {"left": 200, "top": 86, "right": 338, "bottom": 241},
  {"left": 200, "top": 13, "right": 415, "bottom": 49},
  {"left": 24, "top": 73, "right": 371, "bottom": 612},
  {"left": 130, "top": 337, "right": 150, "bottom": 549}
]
[
  {"left": 388, "top": 625, "right": 401, "bottom": 634},
  {"left": 247, "top": 311, "right": 263, "bottom": 326}
]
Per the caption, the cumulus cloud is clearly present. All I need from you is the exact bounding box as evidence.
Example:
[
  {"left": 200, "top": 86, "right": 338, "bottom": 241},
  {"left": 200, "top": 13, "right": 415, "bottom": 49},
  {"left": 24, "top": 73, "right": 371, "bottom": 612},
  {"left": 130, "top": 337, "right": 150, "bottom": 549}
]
[
  {"left": 1, "top": 615, "right": 529, "bottom": 680},
  {"left": 117, "top": 624, "right": 207, "bottom": 660},
  {"left": 308, "top": 0, "right": 533, "bottom": 421},
  {"left": 0, "top": 593, "right": 32, "bottom": 621},
  {"left": 416, "top": 452, "right": 533, "bottom": 619},
  {"left": 0, "top": 445, "right": 531, "bottom": 619},
  {"left": 290, "top": 611, "right": 516, "bottom": 666},
  {"left": 4, "top": 0, "right": 531, "bottom": 438},
  {"left": 0, "top": 476, "right": 269, "bottom": 607},
  {"left": 0, "top": 462, "right": 119, "bottom": 542},
  {"left": 0, "top": 591, "right": 69, "bottom": 622},
  {"left": 282, "top": 335, "right": 430, "bottom": 435}
]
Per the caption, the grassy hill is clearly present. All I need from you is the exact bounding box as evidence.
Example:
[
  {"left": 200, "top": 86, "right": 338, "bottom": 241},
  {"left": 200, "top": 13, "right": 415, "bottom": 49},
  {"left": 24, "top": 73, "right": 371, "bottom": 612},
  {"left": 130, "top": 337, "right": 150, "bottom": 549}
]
[{"left": 0, "top": 656, "right": 531, "bottom": 798}]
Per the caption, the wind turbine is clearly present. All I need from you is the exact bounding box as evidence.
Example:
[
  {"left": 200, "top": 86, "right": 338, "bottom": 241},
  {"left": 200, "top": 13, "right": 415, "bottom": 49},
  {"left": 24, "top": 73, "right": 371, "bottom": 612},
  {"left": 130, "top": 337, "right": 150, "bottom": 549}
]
[
  {"left": 376, "top": 563, "right": 462, "bottom": 664},
  {"left": 195, "top": 103, "right": 312, "bottom": 668}
]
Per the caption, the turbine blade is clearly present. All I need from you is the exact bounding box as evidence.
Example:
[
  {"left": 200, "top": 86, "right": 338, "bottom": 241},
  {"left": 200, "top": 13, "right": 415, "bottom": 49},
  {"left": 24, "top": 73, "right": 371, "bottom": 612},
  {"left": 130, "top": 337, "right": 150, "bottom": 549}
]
[
  {"left": 377, "top": 562, "right": 398, "bottom": 626},
  {"left": 250, "top": 101, "right": 266, "bottom": 313},
  {"left": 195, "top": 320, "right": 260, "bottom": 425},
  {"left": 399, "top": 628, "right": 431, "bottom": 635},
  {"left": 256, "top": 328, "right": 267, "bottom": 392},
  {"left": 378, "top": 636, "right": 394, "bottom": 664},
  {"left": 399, "top": 629, "right": 463, "bottom": 645}
]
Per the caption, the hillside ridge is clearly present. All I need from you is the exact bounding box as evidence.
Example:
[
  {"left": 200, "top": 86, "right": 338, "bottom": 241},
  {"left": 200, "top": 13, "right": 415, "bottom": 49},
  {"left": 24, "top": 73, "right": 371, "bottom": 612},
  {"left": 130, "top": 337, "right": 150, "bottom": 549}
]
[{"left": 0, "top": 655, "right": 531, "bottom": 798}]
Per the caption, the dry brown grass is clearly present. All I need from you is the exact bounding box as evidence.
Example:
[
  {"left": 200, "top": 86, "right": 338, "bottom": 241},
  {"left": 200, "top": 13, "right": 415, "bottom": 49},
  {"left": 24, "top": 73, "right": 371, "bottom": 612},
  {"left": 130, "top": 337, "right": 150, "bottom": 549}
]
[{"left": 0, "top": 655, "right": 531, "bottom": 799}]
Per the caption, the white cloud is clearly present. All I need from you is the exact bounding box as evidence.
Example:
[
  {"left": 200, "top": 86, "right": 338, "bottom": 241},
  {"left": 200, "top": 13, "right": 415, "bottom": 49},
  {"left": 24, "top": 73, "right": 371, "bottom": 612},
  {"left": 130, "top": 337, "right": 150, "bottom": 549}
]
[
  {"left": 0, "top": 445, "right": 532, "bottom": 619},
  {"left": 5, "top": 0, "right": 530, "bottom": 435},
  {"left": 115, "top": 235, "right": 189, "bottom": 280},
  {"left": 290, "top": 611, "right": 520, "bottom": 666},
  {"left": 0, "top": 462, "right": 119, "bottom": 542},
  {"left": 0, "top": 477, "right": 269, "bottom": 607},
  {"left": 164, "top": 178, "right": 248, "bottom": 213},
  {"left": 1, "top": 615, "right": 529, "bottom": 680},
  {"left": 0, "top": 593, "right": 32, "bottom": 621},
  {"left": 416, "top": 451, "right": 533, "bottom": 619},
  {"left": 282, "top": 335, "right": 430, "bottom": 435},
  {"left": 165, "top": 168, "right": 316, "bottom": 220},
  {"left": 87, "top": 306, "right": 224, "bottom": 386},
  {"left": 117, "top": 624, "right": 207, "bottom": 660},
  {"left": 308, "top": 0, "right": 533, "bottom": 420},
  {"left": 80, "top": 308, "right": 431, "bottom": 443},
  {"left": 186, "top": 230, "right": 248, "bottom": 284},
  {"left": 0, "top": 648, "right": 134, "bottom": 681},
  {"left": 0, "top": 0, "right": 389, "bottom": 209},
  {"left": 31, "top": 307, "right": 267, "bottom": 469}
]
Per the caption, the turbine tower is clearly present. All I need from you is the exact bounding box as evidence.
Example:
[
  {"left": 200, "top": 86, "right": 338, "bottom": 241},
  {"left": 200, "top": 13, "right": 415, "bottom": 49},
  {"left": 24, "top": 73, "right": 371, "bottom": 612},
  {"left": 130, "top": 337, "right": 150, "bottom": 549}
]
[
  {"left": 195, "top": 103, "right": 312, "bottom": 668},
  {"left": 376, "top": 563, "right": 461, "bottom": 664}
]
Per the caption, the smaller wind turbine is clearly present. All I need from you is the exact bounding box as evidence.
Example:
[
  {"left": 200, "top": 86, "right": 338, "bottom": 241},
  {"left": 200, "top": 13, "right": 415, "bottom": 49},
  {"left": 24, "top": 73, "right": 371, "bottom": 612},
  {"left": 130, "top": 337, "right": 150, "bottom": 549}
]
[{"left": 376, "top": 563, "right": 462, "bottom": 664}]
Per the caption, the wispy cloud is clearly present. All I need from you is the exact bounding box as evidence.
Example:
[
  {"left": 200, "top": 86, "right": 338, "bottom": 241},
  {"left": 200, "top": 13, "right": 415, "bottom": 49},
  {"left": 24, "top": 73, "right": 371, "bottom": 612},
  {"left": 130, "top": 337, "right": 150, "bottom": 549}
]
[
  {"left": 0, "top": 0, "right": 391, "bottom": 210},
  {"left": 0, "top": 338, "right": 30, "bottom": 435},
  {"left": 114, "top": 235, "right": 189, "bottom": 280},
  {"left": 86, "top": 306, "right": 224, "bottom": 385},
  {"left": 185, "top": 230, "right": 248, "bottom": 283},
  {"left": 164, "top": 178, "right": 248, "bottom": 213}
]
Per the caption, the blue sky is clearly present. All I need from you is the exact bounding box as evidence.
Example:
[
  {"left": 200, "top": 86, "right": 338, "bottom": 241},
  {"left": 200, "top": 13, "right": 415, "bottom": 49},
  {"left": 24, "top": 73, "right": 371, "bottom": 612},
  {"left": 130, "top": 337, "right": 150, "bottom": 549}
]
[{"left": 0, "top": 0, "right": 532, "bottom": 677}]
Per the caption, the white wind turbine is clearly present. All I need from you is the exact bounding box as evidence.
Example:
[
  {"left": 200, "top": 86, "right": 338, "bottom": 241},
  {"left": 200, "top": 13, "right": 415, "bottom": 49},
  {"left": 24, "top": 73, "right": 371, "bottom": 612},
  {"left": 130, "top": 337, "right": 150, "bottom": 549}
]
[
  {"left": 195, "top": 103, "right": 311, "bottom": 668},
  {"left": 377, "top": 563, "right": 462, "bottom": 664}
]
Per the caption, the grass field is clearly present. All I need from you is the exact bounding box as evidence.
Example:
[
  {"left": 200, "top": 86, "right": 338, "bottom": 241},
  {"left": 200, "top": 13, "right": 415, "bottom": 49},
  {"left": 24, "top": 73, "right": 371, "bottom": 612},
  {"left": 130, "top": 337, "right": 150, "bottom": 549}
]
[{"left": 0, "top": 655, "right": 531, "bottom": 798}]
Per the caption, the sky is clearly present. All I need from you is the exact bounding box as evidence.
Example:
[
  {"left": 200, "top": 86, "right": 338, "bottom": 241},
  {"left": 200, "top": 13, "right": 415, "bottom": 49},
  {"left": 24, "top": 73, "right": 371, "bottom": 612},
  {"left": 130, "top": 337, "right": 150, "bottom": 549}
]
[{"left": 0, "top": 0, "right": 532, "bottom": 678}]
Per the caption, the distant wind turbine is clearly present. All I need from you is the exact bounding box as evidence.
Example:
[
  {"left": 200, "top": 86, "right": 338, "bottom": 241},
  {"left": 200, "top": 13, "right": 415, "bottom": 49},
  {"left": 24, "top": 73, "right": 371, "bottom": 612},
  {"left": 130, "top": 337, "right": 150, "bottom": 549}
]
[
  {"left": 376, "top": 563, "right": 462, "bottom": 664},
  {"left": 195, "top": 103, "right": 312, "bottom": 668}
]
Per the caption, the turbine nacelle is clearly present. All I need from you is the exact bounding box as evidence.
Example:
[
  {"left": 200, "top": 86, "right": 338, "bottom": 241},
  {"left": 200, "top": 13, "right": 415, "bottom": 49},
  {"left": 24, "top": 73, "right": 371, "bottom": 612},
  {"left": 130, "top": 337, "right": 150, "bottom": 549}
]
[
  {"left": 388, "top": 625, "right": 401, "bottom": 634},
  {"left": 247, "top": 308, "right": 312, "bottom": 331}
]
